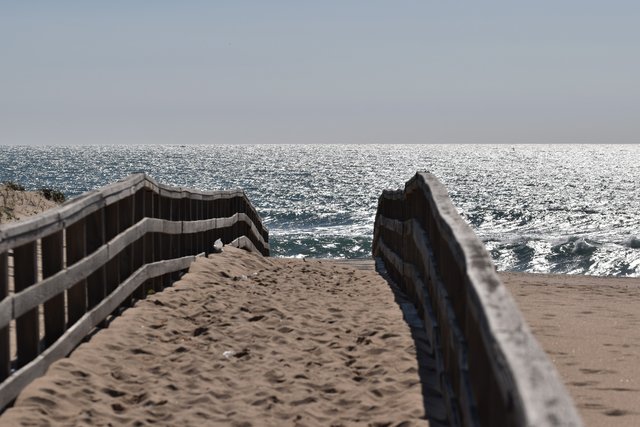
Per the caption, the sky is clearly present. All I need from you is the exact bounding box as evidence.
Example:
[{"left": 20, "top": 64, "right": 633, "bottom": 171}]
[{"left": 1, "top": 1, "right": 639, "bottom": 145}]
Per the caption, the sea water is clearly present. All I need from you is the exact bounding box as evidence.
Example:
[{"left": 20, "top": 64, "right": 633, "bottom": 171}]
[{"left": 1, "top": 144, "right": 638, "bottom": 277}]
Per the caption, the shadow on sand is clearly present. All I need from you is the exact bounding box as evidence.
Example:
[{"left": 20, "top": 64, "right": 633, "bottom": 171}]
[{"left": 375, "top": 260, "right": 451, "bottom": 427}]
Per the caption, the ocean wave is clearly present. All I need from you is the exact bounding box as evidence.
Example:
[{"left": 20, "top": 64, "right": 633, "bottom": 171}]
[
  {"left": 625, "top": 237, "right": 640, "bottom": 249},
  {"left": 487, "top": 235, "right": 640, "bottom": 276},
  {"left": 2, "top": 144, "right": 639, "bottom": 276}
]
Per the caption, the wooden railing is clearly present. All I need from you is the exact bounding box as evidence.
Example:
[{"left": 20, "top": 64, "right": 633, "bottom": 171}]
[
  {"left": 373, "top": 172, "right": 581, "bottom": 427},
  {"left": 0, "top": 173, "right": 269, "bottom": 410}
]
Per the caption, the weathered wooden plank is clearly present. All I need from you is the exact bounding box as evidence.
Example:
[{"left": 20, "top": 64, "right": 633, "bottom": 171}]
[
  {"left": 102, "top": 177, "right": 140, "bottom": 206},
  {"left": 0, "top": 173, "right": 273, "bottom": 409},
  {"left": 143, "top": 189, "right": 155, "bottom": 296},
  {"left": 85, "top": 209, "right": 106, "bottom": 310},
  {"left": 229, "top": 236, "right": 259, "bottom": 254},
  {"left": 66, "top": 218, "right": 87, "bottom": 325},
  {"left": 377, "top": 215, "right": 404, "bottom": 236},
  {"left": 2, "top": 180, "right": 270, "bottom": 317},
  {"left": 0, "top": 174, "right": 269, "bottom": 257},
  {"left": 0, "top": 252, "right": 9, "bottom": 381},
  {"left": 0, "top": 295, "right": 11, "bottom": 336},
  {"left": 158, "top": 184, "right": 185, "bottom": 200},
  {"left": 233, "top": 200, "right": 239, "bottom": 250},
  {"left": 197, "top": 198, "right": 205, "bottom": 253},
  {"left": 181, "top": 197, "right": 191, "bottom": 257},
  {"left": 160, "top": 195, "right": 172, "bottom": 287},
  {"left": 376, "top": 238, "right": 404, "bottom": 278},
  {"left": 144, "top": 256, "right": 195, "bottom": 278},
  {"left": 414, "top": 174, "right": 583, "bottom": 426},
  {"left": 244, "top": 215, "right": 269, "bottom": 254},
  {"left": 107, "top": 218, "right": 148, "bottom": 256},
  {"left": 142, "top": 177, "right": 160, "bottom": 195},
  {"left": 403, "top": 263, "right": 438, "bottom": 353},
  {"left": 373, "top": 173, "right": 582, "bottom": 427},
  {"left": 181, "top": 218, "right": 216, "bottom": 234},
  {"left": 0, "top": 210, "right": 61, "bottom": 253},
  {"left": 133, "top": 190, "right": 145, "bottom": 299},
  {"left": 14, "top": 242, "right": 39, "bottom": 368},
  {"left": 179, "top": 214, "right": 268, "bottom": 254},
  {"left": 58, "top": 191, "right": 104, "bottom": 233},
  {"left": 104, "top": 202, "right": 120, "bottom": 295},
  {"left": 214, "top": 215, "right": 235, "bottom": 229},
  {"left": 171, "top": 197, "right": 181, "bottom": 261},
  {"left": 190, "top": 199, "right": 198, "bottom": 254},
  {"left": 118, "top": 196, "right": 134, "bottom": 287},
  {"left": 41, "top": 230, "right": 65, "bottom": 346},
  {"left": 381, "top": 221, "right": 477, "bottom": 424},
  {"left": 155, "top": 218, "right": 179, "bottom": 234},
  {"left": 153, "top": 193, "right": 163, "bottom": 291},
  {"left": 99, "top": 173, "right": 145, "bottom": 200},
  {"left": 0, "top": 255, "right": 195, "bottom": 412}
]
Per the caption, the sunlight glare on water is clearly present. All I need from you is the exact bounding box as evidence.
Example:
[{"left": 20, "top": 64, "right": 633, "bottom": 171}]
[{"left": 1, "top": 144, "right": 639, "bottom": 276}]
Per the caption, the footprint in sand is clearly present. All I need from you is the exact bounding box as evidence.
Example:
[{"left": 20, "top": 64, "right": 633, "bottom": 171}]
[
  {"left": 580, "top": 368, "right": 617, "bottom": 375},
  {"left": 192, "top": 326, "right": 208, "bottom": 336},
  {"left": 264, "top": 370, "right": 286, "bottom": 384},
  {"left": 290, "top": 396, "right": 317, "bottom": 406},
  {"left": 102, "top": 388, "right": 127, "bottom": 398},
  {"left": 605, "top": 409, "right": 628, "bottom": 417}
]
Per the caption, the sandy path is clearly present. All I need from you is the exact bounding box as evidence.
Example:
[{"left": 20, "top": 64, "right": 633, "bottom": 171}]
[
  {"left": 501, "top": 272, "right": 640, "bottom": 427},
  {"left": 0, "top": 248, "right": 432, "bottom": 426}
]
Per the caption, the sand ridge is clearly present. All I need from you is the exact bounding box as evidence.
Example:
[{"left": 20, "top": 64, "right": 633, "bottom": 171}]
[{"left": 0, "top": 247, "right": 430, "bottom": 426}]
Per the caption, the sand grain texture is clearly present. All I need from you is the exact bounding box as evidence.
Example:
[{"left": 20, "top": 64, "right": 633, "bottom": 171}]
[
  {"left": 0, "top": 247, "right": 429, "bottom": 426},
  {"left": 0, "top": 184, "right": 59, "bottom": 224},
  {"left": 501, "top": 272, "right": 640, "bottom": 427}
]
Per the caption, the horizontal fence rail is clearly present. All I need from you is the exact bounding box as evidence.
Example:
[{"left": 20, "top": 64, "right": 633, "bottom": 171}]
[
  {"left": 0, "top": 173, "right": 269, "bottom": 411},
  {"left": 373, "top": 172, "right": 581, "bottom": 427}
]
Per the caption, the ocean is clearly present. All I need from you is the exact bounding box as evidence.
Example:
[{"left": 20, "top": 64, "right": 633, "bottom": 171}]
[{"left": 1, "top": 144, "right": 638, "bottom": 277}]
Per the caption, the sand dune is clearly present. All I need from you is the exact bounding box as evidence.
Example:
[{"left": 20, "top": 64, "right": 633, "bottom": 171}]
[
  {"left": 0, "top": 247, "right": 431, "bottom": 426},
  {"left": 0, "top": 184, "right": 59, "bottom": 224},
  {"left": 501, "top": 272, "right": 640, "bottom": 427}
]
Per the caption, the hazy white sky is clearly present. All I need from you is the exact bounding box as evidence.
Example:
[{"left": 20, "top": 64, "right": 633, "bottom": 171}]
[{"left": 1, "top": 1, "right": 639, "bottom": 144}]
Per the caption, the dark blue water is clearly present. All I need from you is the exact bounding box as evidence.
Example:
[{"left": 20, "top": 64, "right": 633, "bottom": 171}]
[{"left": 1, "top": 144, "right": 639, "bottom": 276}]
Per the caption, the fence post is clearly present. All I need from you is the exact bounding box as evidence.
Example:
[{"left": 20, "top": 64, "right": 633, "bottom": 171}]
[
  {"left": 153, "top": 193, "right": 163, "bottom": 292},
  {"left": 0, "top": 251, "right": 9, "bottom": 380},
  {"left": 66, "top": 219, "right": 87, "bottom": 325},
  {"left": 170, "top": 196, "right": 181, "bottom": 280},
  {"left": 42, "top": 230, "right": 65, "bottom": 346},
  {"left": 190, "top": 198, "right": 197, "bottom": 254},
  {"left": 133, "top": 190, "right": 145, "bottom": 300},
  {"left": 234, "top": 196, "right": 239, "bottom": 248},
  {"left": 143, "top": 189, "right": 154, "bottom": 295},
  {"left": 181, "top": 197, "right": 190, "bottom": 256},
  {"left": 161, "top": 196, "right": 171, "bottom": 287},
  {"left": 198, "top": 199, "right": 205, "bottom": 253},
  {"left": 119, "top": 196, "right": 134, "bottom": 306},
  {"left": 206, "top": 198, "right": 214, "bottom": 255},
  {"left": 105, "top": 202, "right": 120, "bottom": 295},
  {"left": 14, "top": 242, "right": 39, "bottom": 368},
  {"left": 86, "top": 209, "right": 106, "bottom": 310},
  {"left": 171, "top": 197, "right": 181, "bottom": 261}
]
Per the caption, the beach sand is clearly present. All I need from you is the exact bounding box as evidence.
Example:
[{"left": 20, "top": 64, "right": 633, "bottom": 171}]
[
  {"left": 0, "top": 247, "right": 431, "bottom": 426},
  {"left": 501, "top": 272, "right": 640, "bottom": 427},
  {"left": 3, "top": 192, "right": 638, "bottom": 426},
  {"left": 0, "top": 184, "right": 59, "bottom": 224}
]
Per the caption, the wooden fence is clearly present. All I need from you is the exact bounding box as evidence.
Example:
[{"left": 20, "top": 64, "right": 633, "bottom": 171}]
[
  {"left": 373, "top": 172, "right": 581, "bottom": 427},
  {"left": 0, "top": 173, "right": 269, "bottom": 410}
]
